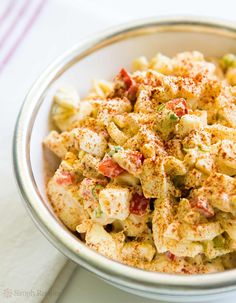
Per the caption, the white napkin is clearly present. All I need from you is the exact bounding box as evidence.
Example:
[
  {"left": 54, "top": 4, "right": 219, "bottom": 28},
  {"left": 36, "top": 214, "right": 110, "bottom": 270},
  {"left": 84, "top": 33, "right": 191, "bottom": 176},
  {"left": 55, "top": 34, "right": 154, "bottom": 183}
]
[{"left": 0, "top": 0, "right": 235, "bottom": 302}]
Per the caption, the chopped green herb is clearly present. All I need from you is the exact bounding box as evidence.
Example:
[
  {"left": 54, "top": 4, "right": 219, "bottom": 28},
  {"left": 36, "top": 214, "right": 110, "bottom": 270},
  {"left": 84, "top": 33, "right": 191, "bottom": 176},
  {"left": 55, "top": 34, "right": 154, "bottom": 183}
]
[
  {"left": 108, "top": 151, "right": 114, "bottom": 156},
  {"left": 220, "top": 53, "right": 236, "bottom": 71},
  {"left": 198, "top": 146, "right": 211, "bottom": 153},
  {"left": 114, "top": 146, "right": 122, "bottom": 152},
  {"left": 157, "top": 103, "right": 165, "bottom": 112},
  {"left": 94, "top": 207, "right": 103, "bottom": 218},
  {"left": 169, "top": 113, "right": 179, "bottom": 121},
  {"left": 156, "top": 109, "right": 180, "bottom": 140},
  {"left": 172, "top": 175, "right": 185, "bottom": 188},
  {"left": 108, "top": 146, "right": 122, "bottom": 156},
  {"left": 91, "top": 184, "right": 104, "bottom": 200},
  {"left": 213, "top": 235, "right": 226, "bottom": 249}
]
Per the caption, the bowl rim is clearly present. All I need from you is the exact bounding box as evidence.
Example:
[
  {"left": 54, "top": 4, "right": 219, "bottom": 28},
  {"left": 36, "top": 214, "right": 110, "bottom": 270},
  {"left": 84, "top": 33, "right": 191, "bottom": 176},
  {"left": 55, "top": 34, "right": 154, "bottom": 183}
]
[{"left": 13, "top": 16, "right": 236, "bottom": 295}]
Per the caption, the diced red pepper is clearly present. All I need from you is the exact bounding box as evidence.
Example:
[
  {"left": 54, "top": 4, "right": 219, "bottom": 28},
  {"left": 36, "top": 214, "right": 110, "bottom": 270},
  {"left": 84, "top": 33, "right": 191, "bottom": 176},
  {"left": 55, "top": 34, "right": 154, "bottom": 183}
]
[
  {"left": 166, "top": 251, "right": 176, "bottom": 261},
  {"left": 127, "top": 83, "right": 138, "bottom": 102},
  {"left": 119, "top": 68, "right": 133, "bottom": 89},
  {"left": 190, "top": 197, "right": 214, "bottom": 218},
  {"left": 166, "top": 98, "right": 188, "bottom": 117},
  {"left": 98, "top": 158, "right": 125, "bottom": 178},
  {"left": 119, "top": 150, "right": 143, "bottom": 174},
  {"left": 129, "top": 151, "right": 144, "bottom": 169},
  {"left": 129, "top": 193, "right": 149, "bottom": 216},
  {"left": 56, "top": 171, "right": 74, "bottom": 185},
  {"left": 116, "top": 68, "right": 139, "bottom": 102}
]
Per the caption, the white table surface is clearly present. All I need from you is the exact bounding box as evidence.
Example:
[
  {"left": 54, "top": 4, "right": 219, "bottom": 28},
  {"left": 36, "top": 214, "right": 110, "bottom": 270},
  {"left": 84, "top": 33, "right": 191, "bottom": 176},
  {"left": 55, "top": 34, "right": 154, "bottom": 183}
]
[{"left": 57, "top": 267, "right": 236, "bottom": 303}]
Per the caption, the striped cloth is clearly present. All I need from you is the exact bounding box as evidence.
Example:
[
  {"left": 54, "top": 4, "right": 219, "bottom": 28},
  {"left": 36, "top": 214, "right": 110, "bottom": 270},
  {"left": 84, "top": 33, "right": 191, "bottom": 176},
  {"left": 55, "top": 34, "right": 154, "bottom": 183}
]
[{"left": 0, "top": 0, "right": 46, "bottom": 73}]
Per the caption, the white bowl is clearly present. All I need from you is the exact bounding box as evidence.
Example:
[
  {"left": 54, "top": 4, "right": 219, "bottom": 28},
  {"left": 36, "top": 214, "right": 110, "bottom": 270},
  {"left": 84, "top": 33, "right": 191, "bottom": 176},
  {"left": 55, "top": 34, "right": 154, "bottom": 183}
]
[{"left": 13, "top": 17, "right": 236, "bottom": 302}]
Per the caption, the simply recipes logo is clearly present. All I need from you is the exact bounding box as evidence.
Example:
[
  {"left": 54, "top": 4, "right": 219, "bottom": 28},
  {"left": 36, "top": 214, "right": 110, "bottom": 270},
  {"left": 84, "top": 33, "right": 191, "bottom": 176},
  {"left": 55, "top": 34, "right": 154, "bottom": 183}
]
[{"left": 1, "top": 287, "right": 61, "bottom": 299}]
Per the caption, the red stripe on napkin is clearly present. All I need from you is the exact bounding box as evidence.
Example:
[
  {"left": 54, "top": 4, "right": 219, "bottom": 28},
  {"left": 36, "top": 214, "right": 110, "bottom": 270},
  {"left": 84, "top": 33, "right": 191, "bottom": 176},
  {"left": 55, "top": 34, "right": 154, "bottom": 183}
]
[
  {"left": 0, "top": 0, "right": 31, "bottom": 50},
  {"left": 0, "top": 0, "right": 47, "bottom": 74},
  {"left": 0, "top": 0, "right": 17, "bottom": 24}
]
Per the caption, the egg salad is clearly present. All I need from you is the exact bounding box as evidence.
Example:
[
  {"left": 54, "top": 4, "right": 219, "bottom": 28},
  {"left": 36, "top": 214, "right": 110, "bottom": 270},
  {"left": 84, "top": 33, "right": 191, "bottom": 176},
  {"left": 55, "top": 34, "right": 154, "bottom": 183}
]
[{"left": 44, "top": 51, "right": 236, "bottom": 274}]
